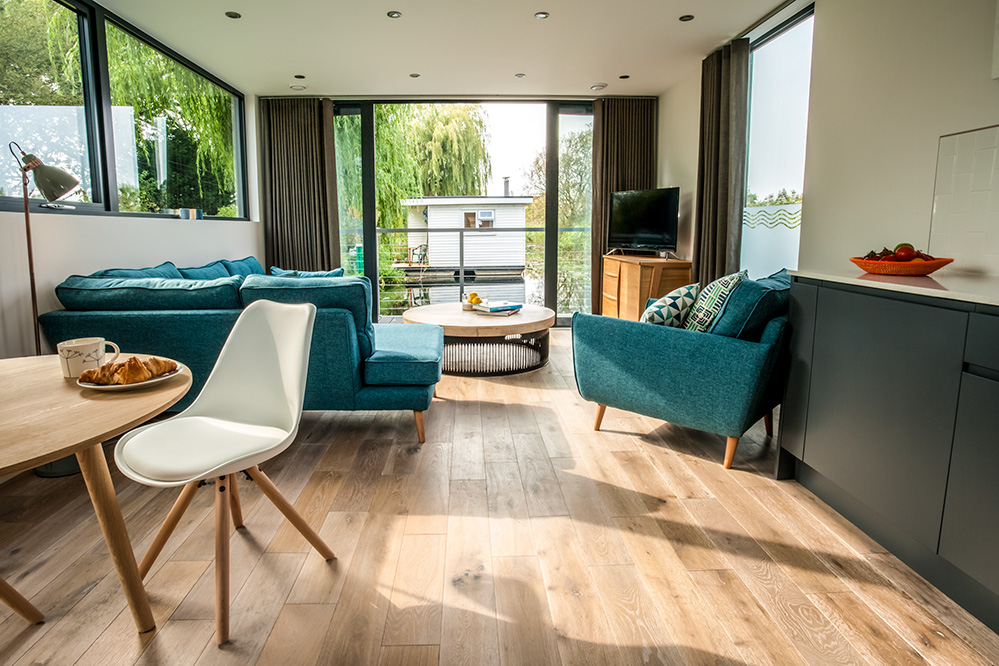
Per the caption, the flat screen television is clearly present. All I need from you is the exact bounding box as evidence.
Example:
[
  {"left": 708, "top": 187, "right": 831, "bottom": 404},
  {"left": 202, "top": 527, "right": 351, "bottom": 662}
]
[{"left": 607, "top": 187, "right": 679, "bottom": 252}]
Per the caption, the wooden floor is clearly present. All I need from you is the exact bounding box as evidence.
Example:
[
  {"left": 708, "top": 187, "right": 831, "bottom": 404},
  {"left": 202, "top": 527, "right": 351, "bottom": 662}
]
[{"left": 2, "top": 329, "right": 999, "bottom": 665}]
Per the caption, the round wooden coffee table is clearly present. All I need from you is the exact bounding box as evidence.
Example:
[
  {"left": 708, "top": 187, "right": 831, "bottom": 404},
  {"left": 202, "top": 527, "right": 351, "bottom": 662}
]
[{"left": 403, "top": 303, "right": 556, "bottom": 376}]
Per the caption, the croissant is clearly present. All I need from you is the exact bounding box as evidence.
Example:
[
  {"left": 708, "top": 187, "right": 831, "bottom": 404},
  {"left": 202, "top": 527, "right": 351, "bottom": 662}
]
[
  {"left": 112, "top": 357, "right": 153, "bottom": 385},
  {"left": 79, "top": 363, "right": 118, "bottom": 385},
  {"left": 142, "top": 356, "right": 178, "bottom": 377}
]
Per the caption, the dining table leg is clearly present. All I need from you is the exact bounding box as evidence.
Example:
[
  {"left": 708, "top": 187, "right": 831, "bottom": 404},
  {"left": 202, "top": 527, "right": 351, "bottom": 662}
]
[
  {"left": 0, "top": 576, "right": 44, "bottom": 624},
  {"left": 76, "top": 443, "right": 155, "bottom": 633}
]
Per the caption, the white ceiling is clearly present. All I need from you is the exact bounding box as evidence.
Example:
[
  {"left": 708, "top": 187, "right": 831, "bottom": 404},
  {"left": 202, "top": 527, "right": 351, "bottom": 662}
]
[{"left": 98, "top": 0, "right": 781, "bottom": 98}]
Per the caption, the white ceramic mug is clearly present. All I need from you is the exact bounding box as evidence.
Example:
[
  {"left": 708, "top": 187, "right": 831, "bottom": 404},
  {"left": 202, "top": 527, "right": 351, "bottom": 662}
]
[{"left": 57, "top": 337, "right": 120, "bottom": 378}]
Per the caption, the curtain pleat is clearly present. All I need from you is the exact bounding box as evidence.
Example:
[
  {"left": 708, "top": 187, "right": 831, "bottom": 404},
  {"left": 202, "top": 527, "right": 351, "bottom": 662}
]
[
  {"left": 692, "top": 39, "right": 750, "bottom": 285},
  {"left": 259, "top": 98, "right": 340, "bottom": 272},
  {"left": 590, "top": 97, "right": 658, "bottom": 314}
]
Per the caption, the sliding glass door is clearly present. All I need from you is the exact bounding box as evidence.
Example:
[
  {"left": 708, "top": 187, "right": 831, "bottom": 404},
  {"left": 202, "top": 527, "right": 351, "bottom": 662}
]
[{"left": 335, "top": 100, "right": 592, "bottom": 323}]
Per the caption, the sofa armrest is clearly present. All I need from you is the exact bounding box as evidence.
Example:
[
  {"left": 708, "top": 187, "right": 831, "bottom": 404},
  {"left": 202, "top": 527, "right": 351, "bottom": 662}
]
[
  {"left": 571, "top": 313, "right": 784, "bottom": 436},
  {"left": 302, "top": 310, "right": 362, "bottom": 410}
]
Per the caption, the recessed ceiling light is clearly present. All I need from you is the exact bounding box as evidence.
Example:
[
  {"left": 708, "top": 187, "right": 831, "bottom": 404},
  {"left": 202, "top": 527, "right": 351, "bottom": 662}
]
[
  {"left": 514, "top": 73, "right": 526, "bottom": 78},
  {"left": 534, "top": 11, "right": 549, "bottom": 19},
  {"left": 289, "top": 84, "right": 307, "bottom": 91},
  {"left": 679, "top": 14, "right": 694, "bottom": 22},
  {"left": 294, "top": 74, "right": 306, "bottom": 80},
  {"left": 224, "top": 11, "right": 241, "bottom": 19},
  {"left": 619, "top": 75, "right": 630, "bottom": 79},
  {"left": 387, "top": 10, "right": 402, "bottom": 18},
  {"left": 590, "top": 82, "right": 607, "bottom": 91},
  {"left": 410, "top": 73, "right": 420, "bottom": 78}
]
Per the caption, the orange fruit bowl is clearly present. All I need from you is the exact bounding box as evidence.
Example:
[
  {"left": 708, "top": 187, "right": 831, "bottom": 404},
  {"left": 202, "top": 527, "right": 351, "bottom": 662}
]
[{"left": 849, "top": 256, "right": 954, "bottom": 276}]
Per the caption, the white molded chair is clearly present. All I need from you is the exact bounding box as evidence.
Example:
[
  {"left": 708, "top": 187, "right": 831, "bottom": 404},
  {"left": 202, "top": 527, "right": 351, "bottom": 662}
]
[{"left": 115, "top": 299, "right": 334, "bottom": 644}]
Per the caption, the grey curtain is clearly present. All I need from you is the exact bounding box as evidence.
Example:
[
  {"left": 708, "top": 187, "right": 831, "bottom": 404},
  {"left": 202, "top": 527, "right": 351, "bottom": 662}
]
[
  {"left": 591, "top": 97, "right": 658, "bottom": 314},
  {"left": 259, "top": 98, "right": 340, "bottom": 271},
  {"left": 692, "top": 39, "right": 750, "bottom": 285}
]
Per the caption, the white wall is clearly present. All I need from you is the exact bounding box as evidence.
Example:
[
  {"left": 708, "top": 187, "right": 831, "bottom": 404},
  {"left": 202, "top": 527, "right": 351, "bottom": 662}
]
[
  {"left": 799, "top": 0, "right": 999, "bottom": 271},
  {"left": 657, "top": 66, "right": 702, "bottom": 260},
  {"left": 427, "top": 204, "right": 527, "bottom": 267}
]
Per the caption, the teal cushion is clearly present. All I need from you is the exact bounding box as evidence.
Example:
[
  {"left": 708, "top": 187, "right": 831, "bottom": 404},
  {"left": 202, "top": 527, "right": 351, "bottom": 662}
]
[
  {"left": 221, "top": 256, "right": 265, "bottom": 277},
  {"left": 240, "top": 274, "right": 376, "bottom": 358},
  {"left": 684, "top": 270, "right": 747, "bottom": 333},
  {"left": 179, "top": 261, "right": 229, "bottom": 280},
  {"left": 641, "top": 283, "right": 700, "bottom": 327},
  {"left": 271, "top": 266, "right": 345, "bottom": 278},
  {"left": 710, "top": 269, "right": 791, "bottom": 341},
  {"left": 365, "top": 323, "right": 443, "bottom": 386},
  {"left": 55, "top": 276, "right": 243, "bottom": 311},
  {"left": 91, "top": 261, "right": 182, "bottom": 279}
]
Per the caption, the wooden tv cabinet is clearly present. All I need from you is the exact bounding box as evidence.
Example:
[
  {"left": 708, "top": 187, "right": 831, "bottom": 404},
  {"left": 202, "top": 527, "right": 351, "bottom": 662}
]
[{"left": 600, "top": 254, "right": 692, "bottom": 320}]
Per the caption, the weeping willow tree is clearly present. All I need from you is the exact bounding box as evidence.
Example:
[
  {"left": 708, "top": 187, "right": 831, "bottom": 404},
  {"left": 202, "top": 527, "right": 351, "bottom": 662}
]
[{"left": 1, "top": 0, "right": 236, "bottom": 213}]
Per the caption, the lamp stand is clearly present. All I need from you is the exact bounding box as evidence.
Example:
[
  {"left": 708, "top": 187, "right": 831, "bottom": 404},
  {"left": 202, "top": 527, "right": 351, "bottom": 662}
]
[{"left": 21, "top": 169, "right": 41, "bottom": 356}]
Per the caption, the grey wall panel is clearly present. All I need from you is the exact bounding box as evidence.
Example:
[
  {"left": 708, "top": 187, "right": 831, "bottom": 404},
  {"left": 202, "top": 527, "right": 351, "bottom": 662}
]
[
  {"left": 779, "top": 280, "right": 818, "bottom": 459},
  {"left": 804, "top": 287, "right": 967, "bottom": 551}
]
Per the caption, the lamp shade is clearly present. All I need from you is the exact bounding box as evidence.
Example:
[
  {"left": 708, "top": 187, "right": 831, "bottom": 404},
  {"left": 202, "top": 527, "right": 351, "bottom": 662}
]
[{"left": 21, "top": 153, "right": 79, "bottom": 201}]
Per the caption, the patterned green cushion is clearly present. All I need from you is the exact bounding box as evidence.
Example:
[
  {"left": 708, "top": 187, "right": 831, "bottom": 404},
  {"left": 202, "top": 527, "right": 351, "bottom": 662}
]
[
  {"left": 178, "top": 261, "right": 229, "bottom": 280},
  {"left": 641, "top": 283, "right": 700, "bottom": 327},
  {"left": 683, "top": 270, "right": 747, "bottom": 332},
  {"left": 270, "top": 266, "right": 345, "bottom": 278}
]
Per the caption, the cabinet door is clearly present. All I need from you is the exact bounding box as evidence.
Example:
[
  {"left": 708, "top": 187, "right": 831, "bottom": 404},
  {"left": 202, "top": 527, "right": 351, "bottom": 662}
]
[
  {"left": 601, "top": 258, "right": 620, "bottom": 317},
  {"left": 939, "top": 373, "right": 999, "bottom": 594},
  {"left": 804, "top": 287, "right": 966, "bottom": 551}
]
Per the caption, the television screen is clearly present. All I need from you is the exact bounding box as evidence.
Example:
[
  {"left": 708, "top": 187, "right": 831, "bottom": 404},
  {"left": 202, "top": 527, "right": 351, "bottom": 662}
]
[{"left": 607, "top": 187, "right": 679, "bottom": 252}]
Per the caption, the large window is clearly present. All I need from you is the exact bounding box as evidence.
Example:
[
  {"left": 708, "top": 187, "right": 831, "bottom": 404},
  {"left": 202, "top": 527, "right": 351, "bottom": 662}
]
[
  {"left": 0, "top": 0, "right": 246, "bottom": 217},
  {"left": 106, "top": 22, "right": 241, "bottom": 216},
  {"left": 741, "top": 11, "right": 814, "bottom": 277},
  {"left": 0, "top": 0, "right": 93, "bottom": 202},
  {"left": 336, "top": 101, "right": 592, "bottom": 323}
]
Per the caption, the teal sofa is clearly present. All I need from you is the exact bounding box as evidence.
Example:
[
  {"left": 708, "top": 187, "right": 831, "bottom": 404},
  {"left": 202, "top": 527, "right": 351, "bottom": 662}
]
[
  {"left": 38, "top": 258, "right": 443, "bottom": 442},
  {"left": 572, "top": 270, "right": 790, "bottom": 468}
]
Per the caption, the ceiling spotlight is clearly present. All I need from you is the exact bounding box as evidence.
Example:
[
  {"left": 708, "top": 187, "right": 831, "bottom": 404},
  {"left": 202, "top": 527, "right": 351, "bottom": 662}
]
[
  {"left": 224, "top": 11, "right": 241, "bottom": 19},
  {"left": 619, "top": 75, "right": 630, "bottom": 79},
  {"left": 289, "top": 84, "right": 307, "bottom": 91},
  {"left": 534, "top": 11, "right": 549, "bottom": 19},
  {"left": 294, "top": 74, "right": 306, "bottom": 79},
  {"left": 410, "top": 73, "right": 421, "bottom": 78},
  {"left": 590, "top": 82, "right": 607, "bottom": 91},
  {"left": 387, "top": 10, "right": 402, "bottom": 18},
  {"left": 514, "top": 73, "right": 526, "bottom": 78},
  {"left": 679, "top": 14, "right": 694, "bottom": 22}
]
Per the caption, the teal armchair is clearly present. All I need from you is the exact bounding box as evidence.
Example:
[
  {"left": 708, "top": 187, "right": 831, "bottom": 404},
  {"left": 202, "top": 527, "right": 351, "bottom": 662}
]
[{"left": 571, "top": 278, "right": 789, "bottom": 468}]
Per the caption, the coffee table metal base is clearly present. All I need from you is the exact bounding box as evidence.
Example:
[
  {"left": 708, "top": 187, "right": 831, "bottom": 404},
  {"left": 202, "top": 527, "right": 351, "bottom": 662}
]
[{"left": 443, "top": 329, "right": 549, "bottom": 376}]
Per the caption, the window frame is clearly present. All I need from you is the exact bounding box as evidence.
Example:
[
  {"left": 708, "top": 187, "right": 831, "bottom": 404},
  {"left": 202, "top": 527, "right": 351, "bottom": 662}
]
[{"left": 0, "top": 0, "right": 249, "bottom": 219}]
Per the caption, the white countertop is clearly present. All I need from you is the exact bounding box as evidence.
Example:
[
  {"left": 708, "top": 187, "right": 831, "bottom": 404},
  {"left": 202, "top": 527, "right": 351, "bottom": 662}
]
[{"left": 790, "top": 268, "right": 999, "bottom": 308}]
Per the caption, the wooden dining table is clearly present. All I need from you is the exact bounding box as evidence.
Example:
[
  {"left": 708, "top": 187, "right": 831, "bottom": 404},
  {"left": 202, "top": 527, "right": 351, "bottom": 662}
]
[{"left": 0, "top": 354, "right": 192, "bottom": 632}]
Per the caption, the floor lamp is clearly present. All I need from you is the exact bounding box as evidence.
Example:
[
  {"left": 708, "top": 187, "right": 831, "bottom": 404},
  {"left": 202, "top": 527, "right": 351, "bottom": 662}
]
[{"left": 8, "top": 142, "right": 80, "bottom": 356}]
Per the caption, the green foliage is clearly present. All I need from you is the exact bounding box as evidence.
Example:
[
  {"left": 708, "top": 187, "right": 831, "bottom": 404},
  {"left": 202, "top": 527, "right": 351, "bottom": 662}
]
[
  {"left": 0, "top": 0, "right": 81, "bottom": 105},
  {"left": 411, "top": 104, "right": 491, "bottom": 198},
  {"left": 746, "top": 188, "right": 802, "bottom": 207}
]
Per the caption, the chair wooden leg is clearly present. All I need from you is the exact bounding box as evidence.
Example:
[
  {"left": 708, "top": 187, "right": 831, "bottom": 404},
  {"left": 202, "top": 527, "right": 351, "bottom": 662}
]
[
  {"left": 139, "top": 481, "right": 199, "bottom": 579},
  {"left": 215, "top": 476, "right": 230, "bottom": 645},
  {"left": 433, "top": 387, "right": 438, "bottom": 398},
  {"left": 247, "top": 466, "right": 335, "bottom": 560},
  {"left": 764, "top": 410, "right": 774, "bottom": 438},
  {"left": 594, "top": 404, "right": 607, "bottom": 431},
  {"left": 414, "top": 410, "right": 426, "bottom": 443},
  {"left": 724, "top": 437, "right": 740, "bottom": 469},
  {"left": 0, "top": 576, "right": 43, "bottom": 624},
  {"left": 228, "top": 474, "right": 244, "bottom": 529}
]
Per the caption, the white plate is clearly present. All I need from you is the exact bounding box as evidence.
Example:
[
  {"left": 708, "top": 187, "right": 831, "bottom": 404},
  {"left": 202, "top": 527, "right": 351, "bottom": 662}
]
[{"left": 77, "top": 361, "right": 186, "bottom": 391}]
